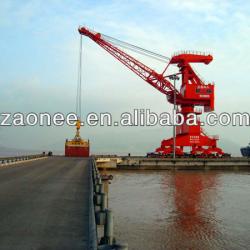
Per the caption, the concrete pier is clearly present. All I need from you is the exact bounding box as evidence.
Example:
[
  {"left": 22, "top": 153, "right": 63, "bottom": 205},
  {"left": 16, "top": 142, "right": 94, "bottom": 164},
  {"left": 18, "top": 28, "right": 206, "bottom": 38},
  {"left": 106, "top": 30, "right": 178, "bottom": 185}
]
[
  {"left": 117, "top": 157, "right": 250, "bottom": 170},
  {"left": 0, "top": 156, "right": 97, "bottom": 250},
  {"left": 93, "top": 156, "right": 250, "bottom": 170}
]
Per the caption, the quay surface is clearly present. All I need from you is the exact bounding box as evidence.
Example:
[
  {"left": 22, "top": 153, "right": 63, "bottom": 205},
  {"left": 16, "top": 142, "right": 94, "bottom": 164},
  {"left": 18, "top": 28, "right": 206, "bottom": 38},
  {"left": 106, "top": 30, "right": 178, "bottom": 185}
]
[{"left": 0, "top": 157, "right": 96, "bottom": 250}]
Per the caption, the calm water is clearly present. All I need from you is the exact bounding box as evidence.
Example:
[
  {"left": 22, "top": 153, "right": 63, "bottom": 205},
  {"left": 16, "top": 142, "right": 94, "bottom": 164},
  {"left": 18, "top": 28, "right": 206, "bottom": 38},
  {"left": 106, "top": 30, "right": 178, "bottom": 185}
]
[{"left": 107, "top": 171, "right": 250, "bottom": 250}]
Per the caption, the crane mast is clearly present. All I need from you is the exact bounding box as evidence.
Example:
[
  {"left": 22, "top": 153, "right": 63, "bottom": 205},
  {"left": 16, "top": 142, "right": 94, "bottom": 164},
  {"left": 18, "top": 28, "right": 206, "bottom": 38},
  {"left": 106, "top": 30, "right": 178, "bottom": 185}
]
[{"left": 79, "top": 26, "right": 224, "bottom": 157}]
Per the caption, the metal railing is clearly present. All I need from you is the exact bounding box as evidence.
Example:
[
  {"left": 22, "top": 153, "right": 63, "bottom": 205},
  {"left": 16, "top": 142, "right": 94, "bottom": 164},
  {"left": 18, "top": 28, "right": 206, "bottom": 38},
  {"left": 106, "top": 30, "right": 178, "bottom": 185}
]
[
  {"left": 92, "top": 159, "right": 128, "bottom": 250},
  {"left": 88, "top": 159, "right": 98, "bottom": 250},
  {"left": 0, "top": 154, "right": 47, "bottom": 165},
  {"left": 172, "top": 50, "right": 212, "bottom": 57}
]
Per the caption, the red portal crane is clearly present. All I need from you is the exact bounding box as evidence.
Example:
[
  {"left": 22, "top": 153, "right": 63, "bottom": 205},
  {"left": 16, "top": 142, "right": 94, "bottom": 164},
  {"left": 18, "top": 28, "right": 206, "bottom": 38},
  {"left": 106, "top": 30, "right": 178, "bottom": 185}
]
[{"left": 79, "top": 26, "right": 224, "bottom": 157}]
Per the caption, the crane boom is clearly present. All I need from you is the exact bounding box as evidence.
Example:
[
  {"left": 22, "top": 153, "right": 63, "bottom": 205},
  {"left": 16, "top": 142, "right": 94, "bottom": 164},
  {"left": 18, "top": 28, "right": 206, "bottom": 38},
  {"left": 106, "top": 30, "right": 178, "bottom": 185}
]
[{"left": 78, "top": 26, "right": 180, "bottom": 98}]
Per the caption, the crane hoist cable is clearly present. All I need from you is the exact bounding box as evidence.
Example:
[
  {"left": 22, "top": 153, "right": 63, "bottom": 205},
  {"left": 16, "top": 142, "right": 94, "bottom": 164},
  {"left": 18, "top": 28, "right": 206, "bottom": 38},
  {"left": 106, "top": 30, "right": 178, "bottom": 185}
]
[
  {"left": 101, "top": 33, "right": 180, "bottom": 76},
  {"left": 65, "top": 34, "right": 89, "bottom": 158},
  {"left": 78, "top": 27, "right": 170, "bottom": 63},
  {"left": 102, "top": 33, "right": 170, "bottom": 63},
  {"left": 76, "top": 35, "right": 83, "bottom": 121}
]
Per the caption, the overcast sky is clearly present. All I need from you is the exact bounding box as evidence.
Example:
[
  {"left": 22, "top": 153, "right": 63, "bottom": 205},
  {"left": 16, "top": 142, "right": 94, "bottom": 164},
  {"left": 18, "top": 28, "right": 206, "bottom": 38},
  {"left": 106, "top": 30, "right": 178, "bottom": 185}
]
[{"left": 0, "top": 0, "right": 250, "bottom": 155}]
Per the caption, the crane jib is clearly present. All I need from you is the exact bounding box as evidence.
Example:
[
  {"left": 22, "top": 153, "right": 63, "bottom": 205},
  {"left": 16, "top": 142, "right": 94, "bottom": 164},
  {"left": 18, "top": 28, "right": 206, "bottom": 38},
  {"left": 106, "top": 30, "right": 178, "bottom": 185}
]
[{"left": 78, "top": 26, "right": 177, "bottom": 94}]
